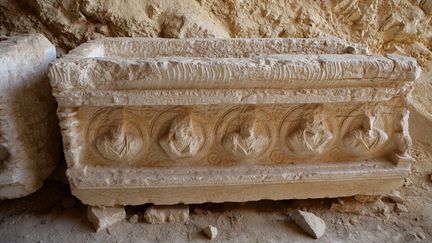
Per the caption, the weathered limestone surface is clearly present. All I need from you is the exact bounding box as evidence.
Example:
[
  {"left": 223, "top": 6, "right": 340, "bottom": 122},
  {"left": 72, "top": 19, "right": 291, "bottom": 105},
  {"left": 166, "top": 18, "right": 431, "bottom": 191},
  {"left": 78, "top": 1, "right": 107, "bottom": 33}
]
[
  {"left": 0, "top": 34, "right": 61, "bottom": 199},
  {"left": 49, "top": 37, "right": 421, "bottom": 206},
  {"left": 87, "top": 206, "right": 126, "bottom": 231},
  {"left": 144, "top": 205, "right": 189, "bottom": 224}
]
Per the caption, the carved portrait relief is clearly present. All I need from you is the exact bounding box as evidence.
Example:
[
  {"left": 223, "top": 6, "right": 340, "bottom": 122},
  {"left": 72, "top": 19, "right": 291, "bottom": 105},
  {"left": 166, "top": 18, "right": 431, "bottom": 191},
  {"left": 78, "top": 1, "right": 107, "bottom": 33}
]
[
  {"left": 287, "top": 114, "right": 333, "bottom": 155},
  {"left": 86, "top": 108, "right": 148, "bottom": 164},
  {"left": 282, "top": 106, "right": 334, "bottom": 157},
  {"left": 159, "top": 114, "right": 205, "bottom": 158},
  {"left": 218, "top": 107, "right": 271, "bottom": 159},
  {"left": 95, "top": 121, "right": 143, "bottom": 161},
  {"left": 222, "top": 115, "right": 269, "bottom": 157},
  {"left": 343, "top": 110, "right": 388, "bottom": 155}
]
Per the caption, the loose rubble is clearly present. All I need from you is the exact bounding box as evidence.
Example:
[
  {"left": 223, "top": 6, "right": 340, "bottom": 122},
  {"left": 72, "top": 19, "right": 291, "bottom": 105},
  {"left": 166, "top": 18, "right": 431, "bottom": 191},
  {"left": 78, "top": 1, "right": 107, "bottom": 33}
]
[
  {"left": 128, "top": 214, "right": 139, "bottom": 224},
  {"left": 395, "top": 203, "right": 409, "bottom": 213},
  {"left": 387, "top": 190, "right": 404, "bottom": 203},
  {"left": 203, "top": 225, "right": 218, "bottom": 239},
  {"left": 144, "top": 205, "right": 189, "bottom": 224},
  {"left": 87, "top": 206, "right": 126, "bottom": 232},
  {"left": 292, "top": 210, "right": 326, "bottom": 239}
]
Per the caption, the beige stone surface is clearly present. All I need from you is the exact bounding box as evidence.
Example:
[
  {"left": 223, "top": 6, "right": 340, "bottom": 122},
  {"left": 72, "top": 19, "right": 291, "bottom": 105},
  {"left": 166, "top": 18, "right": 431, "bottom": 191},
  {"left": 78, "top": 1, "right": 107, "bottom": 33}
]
[
  {"left": 49, "top": 37, "right": 420, "bottom": 206},
  {"left": 293, "top": 210, "right": 326, "bottom": 239},
  {"left": 87, "top": 206, "right": 126, "bottom": 232},
  {"left": 203, "top": 225, "right": 218, "bottom": 239},
  {"left": 144, "top": 205, "right": 189, "bottom": 224},
  {"left": 0, "top": 33, "right": 61, "bottom": 199}
]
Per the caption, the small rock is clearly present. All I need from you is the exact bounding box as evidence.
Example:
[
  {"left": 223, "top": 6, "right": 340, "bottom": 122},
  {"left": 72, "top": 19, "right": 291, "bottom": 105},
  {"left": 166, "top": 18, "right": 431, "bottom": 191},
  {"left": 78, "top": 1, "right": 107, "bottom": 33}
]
[
  {"left": 387, "top": 190, "right": 403, "bottom": 203},
  {"left": 429, "top": 174, "right": 432, "bottom": 182},
  {"left": 349, "top": 218, "right": 359, "bottom": 225},
  {"left": 61, "top": 196, "right": 77, "bottom": 209},
  {"left": 203, "top": 225, "right": 218, "bottom": 239},
  {"left": 417, "top": 232, "right": 426, "bottom": 240},
  {"left": 394, "top": 203, "right": 408, "bottom": 213},
  {"left": 293, "top": 210, "right": 326, "bottom": 239},
  {"left": 128, "top": 214, "right": 139, "bottom": 224},
  {"left": 87, "top": 206, "right": 126, "bottom": 232},
  {"left": 144, "top": 204, "right": 189, "bottom": 224}
]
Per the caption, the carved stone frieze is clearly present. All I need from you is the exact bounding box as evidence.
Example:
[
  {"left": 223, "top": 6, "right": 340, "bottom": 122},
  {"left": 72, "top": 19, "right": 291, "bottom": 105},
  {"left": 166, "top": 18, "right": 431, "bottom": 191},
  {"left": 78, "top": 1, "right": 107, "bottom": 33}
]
[{"left": 49, "top": 37, "right": 420, "bottom": 206}]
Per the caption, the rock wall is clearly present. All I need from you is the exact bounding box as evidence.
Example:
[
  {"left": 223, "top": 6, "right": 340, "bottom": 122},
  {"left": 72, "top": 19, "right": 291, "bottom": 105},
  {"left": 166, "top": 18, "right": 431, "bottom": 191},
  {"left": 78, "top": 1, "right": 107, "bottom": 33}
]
[{"left": 1, "top": 0, "right": 431, "bottom": 65}]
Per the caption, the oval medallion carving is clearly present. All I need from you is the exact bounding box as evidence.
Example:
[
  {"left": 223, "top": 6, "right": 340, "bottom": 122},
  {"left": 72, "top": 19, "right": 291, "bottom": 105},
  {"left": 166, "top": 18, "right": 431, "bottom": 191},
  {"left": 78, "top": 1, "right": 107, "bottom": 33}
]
[
  {"left": 159, "top": 114, "right": 205, "bottom": 158},
  {"left": 95, "top": 121, "right": 143, "bottom": 161},
  {"left": 219, "top": 107, "right": 271, "bottom": 158},
  {"left": 343, "top": 113, "right": 388, "bottom": 155}
]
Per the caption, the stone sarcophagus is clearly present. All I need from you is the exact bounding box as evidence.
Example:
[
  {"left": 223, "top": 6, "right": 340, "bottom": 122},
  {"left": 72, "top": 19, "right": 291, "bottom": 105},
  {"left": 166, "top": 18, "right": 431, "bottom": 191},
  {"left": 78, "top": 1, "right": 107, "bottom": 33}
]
[{"left": 49, "top": 37, "right": 420, "bottom": 206}]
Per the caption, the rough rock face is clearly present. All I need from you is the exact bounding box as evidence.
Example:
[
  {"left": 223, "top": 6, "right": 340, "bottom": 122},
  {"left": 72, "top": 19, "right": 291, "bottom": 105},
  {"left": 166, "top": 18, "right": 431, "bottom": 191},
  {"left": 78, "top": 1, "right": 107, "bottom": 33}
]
[
  {"left": 0, "top": 0, "right": 430, "bottom": 66},
  {"left": 0, "top": 33, "right": 61, "bottom": 199}
]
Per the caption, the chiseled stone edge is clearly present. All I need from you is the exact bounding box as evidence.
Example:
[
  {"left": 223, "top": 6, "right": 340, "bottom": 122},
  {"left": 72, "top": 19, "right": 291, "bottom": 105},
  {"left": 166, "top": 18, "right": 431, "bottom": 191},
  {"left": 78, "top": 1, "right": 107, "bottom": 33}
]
[{"left": 67, "top": 160, "right": 410, "bottom": 188}]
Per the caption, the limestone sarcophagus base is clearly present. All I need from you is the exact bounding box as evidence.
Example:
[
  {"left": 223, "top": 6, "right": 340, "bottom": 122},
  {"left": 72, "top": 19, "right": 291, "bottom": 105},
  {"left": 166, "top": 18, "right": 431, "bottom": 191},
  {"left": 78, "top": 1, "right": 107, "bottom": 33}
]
[
  {"left": 0, "top": 34, "right": 61, "bottom": 199},
  {"left": 49, "top": 37, "right": 420, "bottom": 206}
]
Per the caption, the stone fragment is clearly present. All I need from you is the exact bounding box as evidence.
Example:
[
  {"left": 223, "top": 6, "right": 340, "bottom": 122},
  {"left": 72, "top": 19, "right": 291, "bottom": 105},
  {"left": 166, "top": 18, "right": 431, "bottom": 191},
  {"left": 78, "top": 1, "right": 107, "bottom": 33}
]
[
  {"left": 203, "top": 225, "right": 218, "bottom": 239},
  {"left": 0, "top": 33, "right": 61, "bottom": 199},
  {"left": 128, "top": 214, "right": 139, "bottom": 224},
  {"left": 144, "top": 205, "right": 189, "bottom": 224},
  {"left": 387, "top": 190, "right": 403, "bottom": 203},
  {"left": 61, "top": 196, "right": 77, "bottom": 209},
  {"left": 87, "top": 206, "right": 126, "bottom": 232},
  {"left": 417, "top": 232, "right": 426, "bottom": 240},
  {"left": 293, "top": 210, "right": 326, "bottom": 239},
  {"left": 394, "top": 203, "right": 408, "bottom": 213}
]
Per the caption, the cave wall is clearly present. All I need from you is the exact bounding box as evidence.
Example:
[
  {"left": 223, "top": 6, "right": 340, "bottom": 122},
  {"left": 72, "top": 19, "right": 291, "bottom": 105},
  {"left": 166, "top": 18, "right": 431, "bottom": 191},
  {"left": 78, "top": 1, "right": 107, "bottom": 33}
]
[{"left": 0, "top": 0, "right": 431, "bottom": 65}]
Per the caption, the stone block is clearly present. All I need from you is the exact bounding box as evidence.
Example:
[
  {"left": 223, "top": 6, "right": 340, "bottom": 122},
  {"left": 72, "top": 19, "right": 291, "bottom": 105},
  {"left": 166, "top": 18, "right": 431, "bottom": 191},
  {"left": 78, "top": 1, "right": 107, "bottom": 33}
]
[
  {"left": 0, "top": 34, "right": 61, "bottom": 199},
  {"left": 87, "top": 206, "right": 126, "bottom": 231},
  {"left": 49, "top": 37, "right": 420, "bottom": 206}
]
